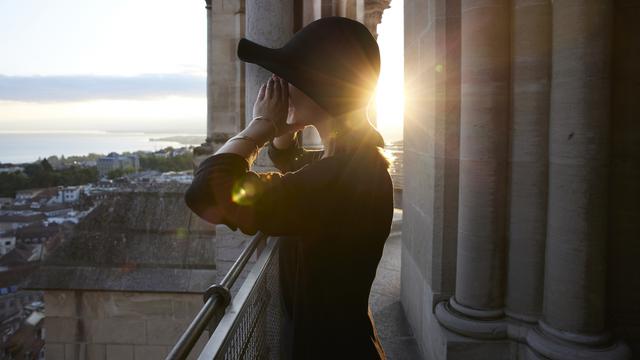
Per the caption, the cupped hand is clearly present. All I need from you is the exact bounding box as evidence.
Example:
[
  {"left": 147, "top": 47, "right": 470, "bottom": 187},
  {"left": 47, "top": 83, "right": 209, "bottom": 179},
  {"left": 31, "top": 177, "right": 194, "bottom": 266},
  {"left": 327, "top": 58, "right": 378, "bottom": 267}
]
[{"left": 252, "top": 74, "right": 304, "bottom": 137}]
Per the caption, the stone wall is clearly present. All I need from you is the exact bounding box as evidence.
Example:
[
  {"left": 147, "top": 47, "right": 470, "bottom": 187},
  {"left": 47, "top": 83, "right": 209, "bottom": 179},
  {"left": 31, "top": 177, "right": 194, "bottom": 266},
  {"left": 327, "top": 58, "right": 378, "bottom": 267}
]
[
  {"left": 44, "top": 290, "right": 208, "bottom": 360},
  {"left": 401, "top": 0, "right": 640, "bottom": 359}
]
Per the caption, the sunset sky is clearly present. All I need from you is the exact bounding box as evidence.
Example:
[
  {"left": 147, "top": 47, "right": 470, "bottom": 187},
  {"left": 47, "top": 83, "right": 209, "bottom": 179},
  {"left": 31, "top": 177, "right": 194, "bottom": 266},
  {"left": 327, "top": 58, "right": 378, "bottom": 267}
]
[{"left": 0, "top": 0, "right": 403, "bottom": 140}]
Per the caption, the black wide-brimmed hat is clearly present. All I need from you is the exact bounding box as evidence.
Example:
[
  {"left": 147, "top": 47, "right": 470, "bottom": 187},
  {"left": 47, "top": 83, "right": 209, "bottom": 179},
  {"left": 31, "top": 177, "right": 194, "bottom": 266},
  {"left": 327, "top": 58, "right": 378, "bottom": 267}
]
[{"left": 237, "top": 16, "right": 381, "bottom": 120}]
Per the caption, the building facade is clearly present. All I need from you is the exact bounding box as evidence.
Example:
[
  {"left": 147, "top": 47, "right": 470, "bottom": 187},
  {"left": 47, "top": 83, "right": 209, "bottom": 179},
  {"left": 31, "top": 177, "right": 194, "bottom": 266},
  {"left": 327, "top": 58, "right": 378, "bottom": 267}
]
[{"left": 96, "top": 153, "right": 140, "bottom": 178}]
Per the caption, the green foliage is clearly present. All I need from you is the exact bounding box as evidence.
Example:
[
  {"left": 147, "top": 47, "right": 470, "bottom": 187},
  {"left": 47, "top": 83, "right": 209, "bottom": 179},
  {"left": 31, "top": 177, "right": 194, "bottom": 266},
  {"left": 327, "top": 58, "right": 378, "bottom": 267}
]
[
  {"left": 107, "top": 167, "right": 135, "bottom": 180},
  {"left": 0, "top": 172, "right": 30, "bottom": 198},
  {"left": 138, "top": 150, "right": 193, "bottom": 172},
  {"left": 40, "top": 159, "right": 54, "bottom": 172},
  {"left": 0, "top": 147, "right": 193, "bottom": 197},
  {"left": 0, "top": 161, "right": 98, "bottom": 197}
]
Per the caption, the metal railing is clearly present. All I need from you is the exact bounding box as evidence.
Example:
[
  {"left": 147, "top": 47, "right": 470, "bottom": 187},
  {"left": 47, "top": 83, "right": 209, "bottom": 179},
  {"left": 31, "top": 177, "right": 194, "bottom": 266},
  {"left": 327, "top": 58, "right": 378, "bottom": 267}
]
[
  {"left": 166, "top": 232, "right": 282, "bottom": 360},
  {"left": 166, "top": 232, "right": 269, "bottom": 359},
  {"left": 198, "top": 233, "right": 283, "bottom": 359}
]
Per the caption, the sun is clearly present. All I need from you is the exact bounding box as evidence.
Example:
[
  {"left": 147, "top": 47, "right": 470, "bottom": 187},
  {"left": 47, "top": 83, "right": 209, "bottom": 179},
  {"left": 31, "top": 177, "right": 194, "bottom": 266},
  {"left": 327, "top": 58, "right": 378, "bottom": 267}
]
[
  {"left": 373, "top": 0, "right": 404, "bottom": 143},
  {"left": 374, "top": 75, "right": 404, "bottom": 143}
]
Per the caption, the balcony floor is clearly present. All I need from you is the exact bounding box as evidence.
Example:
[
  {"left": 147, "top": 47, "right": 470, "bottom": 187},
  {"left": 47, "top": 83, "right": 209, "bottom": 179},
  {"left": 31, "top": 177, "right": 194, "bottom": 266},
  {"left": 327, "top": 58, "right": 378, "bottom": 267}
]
[{"left": 369, "top": 210, "right": 422, "bottom": 360}]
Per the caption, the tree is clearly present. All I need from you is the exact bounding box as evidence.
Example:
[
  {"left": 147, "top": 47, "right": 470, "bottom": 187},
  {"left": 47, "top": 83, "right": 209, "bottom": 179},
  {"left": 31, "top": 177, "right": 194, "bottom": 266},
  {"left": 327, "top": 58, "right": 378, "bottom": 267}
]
[
  {"left": 41, "top": 159, "right": 54, "bottom": 172},
  {"left": 0, "top": 164, "right": 98, "bottom": 197},
  {"left": 107, "top": 167, "right": 134, "bottom": 180}
]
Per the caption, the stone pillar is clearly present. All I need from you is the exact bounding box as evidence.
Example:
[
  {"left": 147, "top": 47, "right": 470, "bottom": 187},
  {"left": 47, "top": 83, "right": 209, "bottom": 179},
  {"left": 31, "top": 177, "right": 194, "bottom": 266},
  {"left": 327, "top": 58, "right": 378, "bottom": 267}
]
[
  {"left": 205, "top": 0, "right": 214, "bottom": 141},
  {"left": 193, "top": 0, "right": 216, "bottom": 166},
  {"left": 195, "top": 0, "right": 245, "bottom": 166},
  {"left": 525, "top": 1, "right": 630, "bottom": 358},
  {"left": 320, "top": 0, "right": 334, "bottom": 16},
  {"left": 245, "top": 0, "right": 294, "bottom": 167},
  {"left": 339, "top": 0, "right": 358, "bottom": 19},
  {"left": 608, "top": 0, "right": 640, "bottom": 353},
  {"left": 302, "top": 0, "right": 316, "bottom": 25},
  {"left": 435, "top": 0, "right": 510, "bottom": 339},
  {"left": 335, "top": 0, "right": 358, "bottom": 18},
  {"left": 244, "top": 0, "right": 293, "bottom": 119},
  {"left": 401, "top": 0, "right": 462, "bottom": 354},
  {"left": 504, "top": 0, "right": 550, "bottom": 329}
]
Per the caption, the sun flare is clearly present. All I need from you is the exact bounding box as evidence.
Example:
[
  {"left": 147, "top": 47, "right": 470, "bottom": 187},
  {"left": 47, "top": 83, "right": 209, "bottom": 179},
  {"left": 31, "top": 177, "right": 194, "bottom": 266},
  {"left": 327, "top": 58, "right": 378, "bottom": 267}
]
[{"left": 373, "top": 0, "right": 404, "bottom": 143}]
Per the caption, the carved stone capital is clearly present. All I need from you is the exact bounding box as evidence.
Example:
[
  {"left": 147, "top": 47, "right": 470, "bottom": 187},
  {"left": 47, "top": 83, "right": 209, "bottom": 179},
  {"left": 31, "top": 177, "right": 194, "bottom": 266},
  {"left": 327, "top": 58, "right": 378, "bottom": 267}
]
[{"left": 364, "top": 0, "right": 391, "bottom": 38}]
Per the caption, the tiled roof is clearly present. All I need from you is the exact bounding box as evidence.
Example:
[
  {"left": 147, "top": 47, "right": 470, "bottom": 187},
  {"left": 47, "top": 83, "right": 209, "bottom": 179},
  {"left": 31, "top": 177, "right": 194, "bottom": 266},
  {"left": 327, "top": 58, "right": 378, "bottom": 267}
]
[{"left": 25, "top": 186, "right": 217, "bottom": 293}]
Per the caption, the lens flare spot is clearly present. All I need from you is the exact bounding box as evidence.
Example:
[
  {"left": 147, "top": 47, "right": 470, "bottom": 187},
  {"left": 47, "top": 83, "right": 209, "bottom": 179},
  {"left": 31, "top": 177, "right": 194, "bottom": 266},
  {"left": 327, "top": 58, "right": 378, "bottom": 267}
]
[{"left": 231, "top": 179, "right": 258, "bottom": 205}]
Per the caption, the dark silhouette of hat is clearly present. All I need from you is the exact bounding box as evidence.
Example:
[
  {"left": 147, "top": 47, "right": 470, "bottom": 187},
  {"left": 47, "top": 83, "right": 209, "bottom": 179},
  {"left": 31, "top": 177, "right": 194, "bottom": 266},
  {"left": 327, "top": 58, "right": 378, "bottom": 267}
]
[{"left": 237, "top": 16, "right": 381, "bottom": 119}]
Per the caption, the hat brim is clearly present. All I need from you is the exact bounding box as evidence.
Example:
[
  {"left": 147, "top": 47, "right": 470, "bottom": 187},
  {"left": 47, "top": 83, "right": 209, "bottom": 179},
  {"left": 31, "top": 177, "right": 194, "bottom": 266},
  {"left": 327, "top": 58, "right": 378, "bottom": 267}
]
[
  {"left": 237, "top": 37, "right": 299, "bottom": 83},
  {"left": 237, "top": 37, "right": 375, "bottom": 119},
  {"left": 237, "top": 38, "right": 318, "bottom": 105},
  {"left": 237, "top": 38, "right": 281, "bottom": 65}
]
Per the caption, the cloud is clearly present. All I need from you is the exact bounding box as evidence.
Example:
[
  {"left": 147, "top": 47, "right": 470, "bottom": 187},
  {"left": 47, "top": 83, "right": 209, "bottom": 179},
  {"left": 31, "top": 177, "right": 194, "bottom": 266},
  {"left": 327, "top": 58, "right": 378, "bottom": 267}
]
[{"left": 0, "top": 74, "right": 205, "bottom": 102}]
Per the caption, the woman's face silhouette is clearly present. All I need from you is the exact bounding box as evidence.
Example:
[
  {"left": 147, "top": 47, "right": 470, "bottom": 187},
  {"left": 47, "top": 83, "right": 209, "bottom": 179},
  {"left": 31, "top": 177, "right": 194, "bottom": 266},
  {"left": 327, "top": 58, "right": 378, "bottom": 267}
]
[{"left": 286, "top": 81, "right": 331, "bottom": 128}]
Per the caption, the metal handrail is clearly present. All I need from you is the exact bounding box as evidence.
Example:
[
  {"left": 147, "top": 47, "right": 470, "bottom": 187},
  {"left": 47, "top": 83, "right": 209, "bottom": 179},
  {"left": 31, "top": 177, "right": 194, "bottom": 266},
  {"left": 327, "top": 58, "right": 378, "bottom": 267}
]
[
  {"left": 166, "top": 231, "right": 269, "bottom": 360},
  {"left": 198, "top": 234, "right": 282, "bottom": 359}
]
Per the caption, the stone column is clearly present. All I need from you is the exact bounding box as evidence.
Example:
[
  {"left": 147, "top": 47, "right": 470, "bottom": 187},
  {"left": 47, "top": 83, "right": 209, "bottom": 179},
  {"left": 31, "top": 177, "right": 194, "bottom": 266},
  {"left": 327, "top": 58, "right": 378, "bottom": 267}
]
[
  {"left": 193, "top": 0, "right": 216, "bottom": 166},
  {"left": 245, "top": 0, "right": 294, "bottom": 167},
  {"left": 608, "top": 0, "right": 640, "bottom": 348},
  {"left": 206, "top": 0, "right": 245, "bottom": 141},
  {"left": 339, "top": 0, "right": 358, "bottom": 19},
  {"left": 245, "top": 0, "right": 293, "bottom": 121},
  {"left": 504, "top": 0, "right": 550, "bottom": 328},
  {"left": 401, "top": 0, "right": 461, "bottom": 350},
  {"left": 205, "top": 0, "right": 214, "bottom": 142},
  {"left": 302, "top": 0, "right": 316, "bottom": 25},
  {"left": 195, "top": 0, "right": 245, "bottom": 166},
  {"left": 525, "top": 1, "right": 629, "bottom": 358},
  {"left": 435, "top": 0, "right": 510, "bottom": 339}
]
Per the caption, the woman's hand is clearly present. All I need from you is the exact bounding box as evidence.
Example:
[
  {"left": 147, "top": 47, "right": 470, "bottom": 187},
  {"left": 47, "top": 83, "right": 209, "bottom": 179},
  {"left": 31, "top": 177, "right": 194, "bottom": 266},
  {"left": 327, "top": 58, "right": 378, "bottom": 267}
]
[{"left": 251, "top": 74, "right": 304, "bottom": 138}]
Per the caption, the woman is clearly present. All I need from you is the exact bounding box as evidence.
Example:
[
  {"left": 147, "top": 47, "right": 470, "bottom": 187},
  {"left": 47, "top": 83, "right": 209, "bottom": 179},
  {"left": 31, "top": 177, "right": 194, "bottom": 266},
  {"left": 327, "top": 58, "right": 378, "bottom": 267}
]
[{"left": 185, "top": 17, "right": 394, "bottom": 359}]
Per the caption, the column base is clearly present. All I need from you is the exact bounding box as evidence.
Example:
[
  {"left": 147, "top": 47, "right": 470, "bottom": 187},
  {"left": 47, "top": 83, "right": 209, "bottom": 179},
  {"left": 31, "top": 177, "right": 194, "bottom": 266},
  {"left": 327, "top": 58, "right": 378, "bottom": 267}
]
[
  {"left": 435, "top": 297, "right": 507, "bottom": 340},
  {"left": 192, "top": 141, "right": 215, "bottom": 168},
  {"left": 526, "top": 321, "right": 631, "bottom": 360},
  {"left": 193, "top": 135, "right": 233, "bottom": 167}
]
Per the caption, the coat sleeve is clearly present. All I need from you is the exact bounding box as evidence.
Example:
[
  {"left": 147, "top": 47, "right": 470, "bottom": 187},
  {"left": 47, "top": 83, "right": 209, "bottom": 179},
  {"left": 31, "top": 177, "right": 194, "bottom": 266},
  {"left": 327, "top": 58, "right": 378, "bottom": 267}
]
[
  {"left": 185, "top": 152, "right": 338, "bottom": 236},
  {"left": 267, "top": 130, "right": 324, "bottom": 173}
]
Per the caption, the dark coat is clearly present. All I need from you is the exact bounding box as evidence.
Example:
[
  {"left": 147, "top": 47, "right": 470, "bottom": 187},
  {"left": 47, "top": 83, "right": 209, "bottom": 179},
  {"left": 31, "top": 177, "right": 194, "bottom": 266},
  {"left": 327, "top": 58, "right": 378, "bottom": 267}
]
[{"left": 185, "top": 134, "right": 394, "bottom": 359}]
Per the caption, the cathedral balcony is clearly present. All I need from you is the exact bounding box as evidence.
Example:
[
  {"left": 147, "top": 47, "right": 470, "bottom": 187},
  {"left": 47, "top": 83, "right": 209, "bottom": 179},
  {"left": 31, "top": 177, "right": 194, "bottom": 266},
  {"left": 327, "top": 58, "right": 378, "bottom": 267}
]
[{"left": 168, "top": 209, "right": 421, "bottom": 360}]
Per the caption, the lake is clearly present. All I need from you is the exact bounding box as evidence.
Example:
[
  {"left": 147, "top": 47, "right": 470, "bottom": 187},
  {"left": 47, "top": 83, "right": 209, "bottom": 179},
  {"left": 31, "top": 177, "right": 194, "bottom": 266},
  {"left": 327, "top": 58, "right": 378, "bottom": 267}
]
[{"left": 0, "top": 131, "right": 202, "bottom": 164}]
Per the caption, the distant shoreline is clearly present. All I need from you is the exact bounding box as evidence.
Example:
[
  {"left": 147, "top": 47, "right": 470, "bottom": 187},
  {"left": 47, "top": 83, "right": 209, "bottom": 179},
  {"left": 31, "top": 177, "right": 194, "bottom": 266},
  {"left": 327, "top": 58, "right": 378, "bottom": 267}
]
[
  {"left": 0, "top": 129, "right": 203, "bottom": 135},
  {"left": 148, "top": 135, "right": 205, "bottom": 145},
  {"left": 0, "top": 132, "right": 193, "bottom": 164}
]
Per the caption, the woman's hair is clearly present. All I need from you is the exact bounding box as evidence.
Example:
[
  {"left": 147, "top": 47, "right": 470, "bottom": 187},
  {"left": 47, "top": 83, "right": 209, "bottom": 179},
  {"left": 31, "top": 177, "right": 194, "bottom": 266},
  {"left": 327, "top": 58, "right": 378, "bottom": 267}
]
[{"left": 330, "top": 96, "right": 391, "bottom": 168}]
